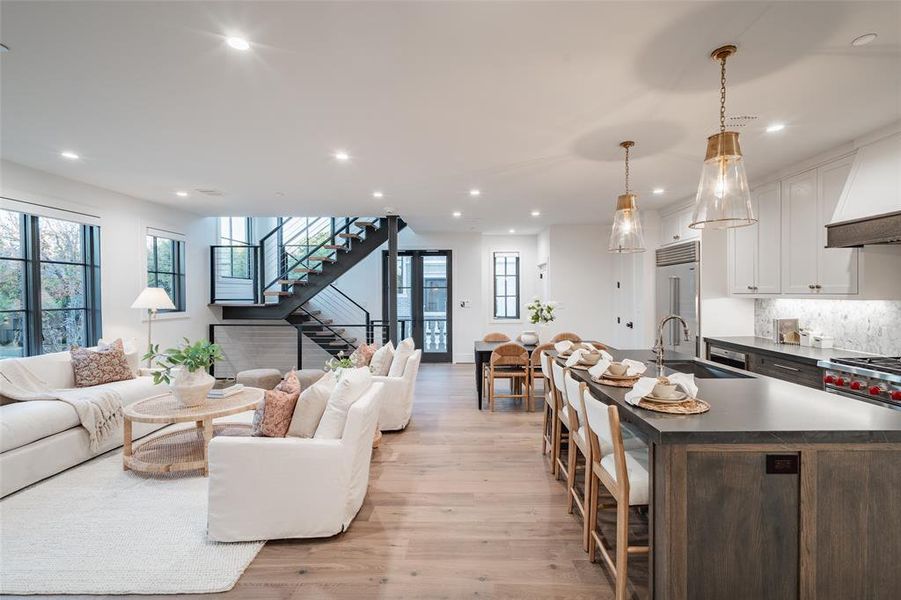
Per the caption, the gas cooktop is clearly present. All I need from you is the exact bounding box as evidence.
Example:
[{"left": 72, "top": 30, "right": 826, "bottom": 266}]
[{"left": 829, "top": 356, "right": 901, "bottom": 378}]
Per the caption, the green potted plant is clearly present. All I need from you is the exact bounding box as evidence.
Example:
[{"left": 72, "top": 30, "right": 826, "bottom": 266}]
[{"left": 143, "top": 338, "right": 224, "bottom": 407}]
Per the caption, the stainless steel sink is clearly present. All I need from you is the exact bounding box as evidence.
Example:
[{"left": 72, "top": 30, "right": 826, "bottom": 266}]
[{"left": 662, "top": 360, "right": 753, "bottom": 379}]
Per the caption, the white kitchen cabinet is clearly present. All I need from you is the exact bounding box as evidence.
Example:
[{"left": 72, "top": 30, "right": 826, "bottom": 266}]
[
  {"left": 780, "top": 157, "right": 858, "bottom": 295},
  {"left": 729, "top": 181, "right": 781, "bottom": 294},
  {"left": 659, "top": 206, "right": 701, "bottom": 247},
  {"left": 782, "top": 168, "right": 820, "bottom": 294},
  {"left": 816, "top": 156, "right": 858, "bottom": 294}
]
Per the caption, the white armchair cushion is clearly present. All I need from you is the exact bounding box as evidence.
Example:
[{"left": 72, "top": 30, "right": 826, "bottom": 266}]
[
  {"left": 314, "top": 368, "right": 372, "bottom": 439},
  {"left": 388, "top": 337, "right": 415, "bottom": 377},
  {"left": 287, "top": 371, "right": 336, "bottom": 438},
  {"left": 372, "top": 349, "right": 421, "bottom": 431},
  {"left": 369, "top": 341, "right": 394, "bottom": 376}
]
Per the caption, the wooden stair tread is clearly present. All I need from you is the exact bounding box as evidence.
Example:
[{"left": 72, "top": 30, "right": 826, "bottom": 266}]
[
  {"left": 323, "top": 244, "right": 348, "bottom": 251},
  {"left": 291, "top": 267, "right": 318, "bottom": 274},
  {"left": 277, "top": 279, "right": 306, "bottom": 285},
  {"left": 263, "top": 291, "right": 291, "bottom": 297},
  {"left": 336, "top": 233, "right": 362, "bottom": 240},
  {"left": 355, "top": 220, "right": 377, "bottom": 228},
  {"left": 308, "top": 255, "right": 336, "bottom": 262}
]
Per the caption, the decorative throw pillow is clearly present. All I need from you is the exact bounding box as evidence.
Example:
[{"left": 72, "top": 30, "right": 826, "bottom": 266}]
[
  {"left": 369, "top": 341, "right": 394, "bottom": 376},
  {"left": 70, "top": 339, "right": 135, "bottom": 388},
  {"left": 252, "top": 370, "right": 301, "bottom": 437},
  {"left": 287, "top": 370, "right": 337, "bottom": 438},
  {"left": 388, "top": 337, "right": 416, "bottom": 377},
  {"left": 314, "top": 367, "right": 372, "bottom": 439},
  {"left": 349, "top": 343, "right": 376, "bottom": 367},
  {"left": 98, "top": 338, "right": 140, "bottom": 376}
]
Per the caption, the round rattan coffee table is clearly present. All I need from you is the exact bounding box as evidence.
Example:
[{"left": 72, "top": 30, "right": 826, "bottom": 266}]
[{"left": 122, "top": 388, "right": 264, "bottom": 477}]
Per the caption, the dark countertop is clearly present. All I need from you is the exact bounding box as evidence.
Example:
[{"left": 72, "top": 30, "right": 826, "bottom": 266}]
[
  {"left": 704, "top": 336, "right": 875, "bottom": 365},
  {"left": 558, "top": 349, "right": 901, "bottom": 445}
]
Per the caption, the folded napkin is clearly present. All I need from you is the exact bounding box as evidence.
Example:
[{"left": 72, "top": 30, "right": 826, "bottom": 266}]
[
  {"left": 621, "top": 358, "right": 647, "bottom": 376},
  {"left": 667, "top": 372, "right": 698, "bottom": 398},
  {"left": 564, "top": 348, "right": 587, "bottom": 367},
  {"left": 623, "top": 377, "right": 656, "bottom": 405},
  {"left": 587, "top": 358, "right": 612, "bottom": 379},
  {"left": 554, "top": 340, "right": 573, "bottom": 354},
  {"left": 599, "top": 349, "right": 614, "bottom": 362}
]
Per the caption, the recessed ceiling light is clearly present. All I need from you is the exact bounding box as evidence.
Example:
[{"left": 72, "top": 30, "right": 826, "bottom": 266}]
[
  {"left": 652, "top": 188, "right": 665, "bottom": 195},
  {"left": 531, "top": 210, "right": 541, "bottom": 217},
  {"left": 452, "top": 211, "right": 462, "bottom": 218},
  {"left": 372, "top": 191, "right": 384, "bottom": 199},
  {"left": 508, "top": 228, "right": 516, "bottom": 234},
  {"left": 851, "top": 33, "right": 878, "bottom": 47},
  {"left": 333, "top": 150, "right": 350, "bottom": 162},
  {"left": 175, "top": 191, "right": 188, "bottom": 197},
  {"left": 226, "top": 37, "right": 251, "bottom": 51},
  {"left": 60, "top": 151, "right": 80, "bottom": 160},
  {"left": 469, "top": 189, "right": 481, "bottom": 197},
  {"left": 766, "top": 123, "right": 786, "bottom": 133}
]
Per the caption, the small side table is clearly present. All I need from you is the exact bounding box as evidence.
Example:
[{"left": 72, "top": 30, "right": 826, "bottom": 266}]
[{"left": 122, "top": 388, "right": 263, "bottom": 477}]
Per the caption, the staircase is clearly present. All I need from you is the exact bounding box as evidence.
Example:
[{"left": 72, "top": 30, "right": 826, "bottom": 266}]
[{"left": 211, "top": 216, "right": 401, "bottom": 362}]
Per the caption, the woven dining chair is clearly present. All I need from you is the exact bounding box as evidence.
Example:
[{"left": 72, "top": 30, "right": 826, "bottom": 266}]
[
  {"left": 487, "top": 342, "right": 530, "bottom": 412},
  {"left": 481, "top": 332, "right": 513, "bottom": 396},
  {"left": 551, "top": 332, "right": 582, "bottom": 343}
]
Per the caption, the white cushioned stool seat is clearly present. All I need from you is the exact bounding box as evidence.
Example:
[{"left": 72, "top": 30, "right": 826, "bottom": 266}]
[{"left": 599, "top": 448, "right": 650, "bottom": 506}]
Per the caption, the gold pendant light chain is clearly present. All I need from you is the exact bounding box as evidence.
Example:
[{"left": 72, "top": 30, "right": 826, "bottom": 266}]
[
  {"left": 719, "top": 54, "right": 727, "bottom": 134},
  {"left": 624, "top": 143, "right": 631, "bottom": 194}
]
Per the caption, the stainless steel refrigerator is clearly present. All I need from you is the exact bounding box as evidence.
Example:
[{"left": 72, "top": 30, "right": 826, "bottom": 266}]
[{"left": 655, "top": 241, "right": 700, "bottom": 357}]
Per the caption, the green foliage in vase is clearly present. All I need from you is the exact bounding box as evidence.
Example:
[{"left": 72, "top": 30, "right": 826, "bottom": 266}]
[
  {"left": 143, "top": 338, "right": 223, "bottom": 385},
  {"left": 526, "top": 298, "right": 558, "bottom": 325}
]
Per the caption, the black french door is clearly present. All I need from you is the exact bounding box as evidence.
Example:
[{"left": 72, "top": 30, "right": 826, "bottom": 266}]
[{"left": 382, "top": 250, "right": 452, "bottom": 363}]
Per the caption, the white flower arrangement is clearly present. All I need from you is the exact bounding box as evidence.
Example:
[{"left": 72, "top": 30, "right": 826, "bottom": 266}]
[{"left": 526, "top": 298, "right": 558, "bottom": 325}]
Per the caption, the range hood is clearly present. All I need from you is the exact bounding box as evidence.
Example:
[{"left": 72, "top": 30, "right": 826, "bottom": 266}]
[{"left": 826, "top": 130, "right": 901, "bottom": 247}]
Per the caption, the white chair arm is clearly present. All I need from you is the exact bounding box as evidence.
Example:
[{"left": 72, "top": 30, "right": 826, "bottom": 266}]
[{"left": 207, "top": 437, "right": 347, "bottom": 542}]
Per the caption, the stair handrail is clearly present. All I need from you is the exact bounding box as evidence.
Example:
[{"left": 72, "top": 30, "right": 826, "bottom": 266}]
[{"left": 262, "top": 216, "right": 361, "bottom": 292}]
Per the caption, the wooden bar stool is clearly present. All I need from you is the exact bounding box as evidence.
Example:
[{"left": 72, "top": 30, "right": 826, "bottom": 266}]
[
  {"left": 581, "top": 386, "right": 650, "bottom": 600},
  {"left": 551, "top": 332, "right": 582, "bottom": 343},
  {"left": 487, "top": 343, "right": 530, "bottom": 412},
  {"left": 563, "top": 369, "right": 591, "bottom": 551},
  {"left": 550, "top": 360, "right": 571, "bottom": 481},
  {"left": 539, "top": 350, "right": 557, "bottom": 469}
]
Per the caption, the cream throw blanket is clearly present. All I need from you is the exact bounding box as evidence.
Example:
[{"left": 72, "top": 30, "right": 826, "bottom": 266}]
[{"left": 0, "top": 359, "right": 123, "bottom": 452}]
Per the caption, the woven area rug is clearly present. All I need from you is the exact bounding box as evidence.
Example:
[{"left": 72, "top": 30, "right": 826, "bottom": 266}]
[{"left": 0, "top": 449, "right": 264, "bottom": 594}]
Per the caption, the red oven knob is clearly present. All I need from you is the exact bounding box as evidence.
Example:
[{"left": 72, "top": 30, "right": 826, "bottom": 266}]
[
  {"left": 836, "top": 377, "right": 846, "bottom": 387},
  {"left": 850, "top": 381, "right": 862, "bottom": 391},
  {"left": 824, "top": 375, "right": 835, "bottom": 384},
  {"left": 892, "top": 391, "right": 901, "bottom": 402},
  {"left": 869, "top": 386, "right": 882, "bottom": 396}
]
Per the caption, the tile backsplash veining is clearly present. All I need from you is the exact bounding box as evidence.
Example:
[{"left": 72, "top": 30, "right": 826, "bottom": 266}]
[{"left": 755, "top": 299, "right": 901, "bottom": 355}]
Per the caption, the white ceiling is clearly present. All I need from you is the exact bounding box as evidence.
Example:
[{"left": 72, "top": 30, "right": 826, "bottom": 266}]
[{"left": 1, "top": 1, "right": 899, "bottom": 233}]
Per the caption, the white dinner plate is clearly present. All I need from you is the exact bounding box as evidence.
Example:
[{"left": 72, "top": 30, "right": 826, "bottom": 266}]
[{"left": 643, "top": 391, "right": 688, "bottom": 404}]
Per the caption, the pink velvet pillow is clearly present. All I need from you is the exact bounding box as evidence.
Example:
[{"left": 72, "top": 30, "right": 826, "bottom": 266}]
[
  {"left": 252, "top": 371, "right": 301, "bottom": 437},
  {"left": 350, "top": 343, "right": 376, "bottom": 367}
]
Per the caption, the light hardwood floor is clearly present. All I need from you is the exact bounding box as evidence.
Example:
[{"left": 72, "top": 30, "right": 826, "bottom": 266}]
[{"left": 21, "top": 363, "right": 647, "bottom": 599}]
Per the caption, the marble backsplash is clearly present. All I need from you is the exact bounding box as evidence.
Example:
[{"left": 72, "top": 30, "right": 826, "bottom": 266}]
[{"left": 755, "top": 299, "right": 901, "bottom": 356}]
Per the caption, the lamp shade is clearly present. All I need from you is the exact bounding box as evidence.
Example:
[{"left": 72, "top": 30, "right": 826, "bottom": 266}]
[
  {"left": 131, "top": 287, "right": 176, "bottom": 310},
  {"left": 608, "top": 194, "right": 646, "bottom": 253}
]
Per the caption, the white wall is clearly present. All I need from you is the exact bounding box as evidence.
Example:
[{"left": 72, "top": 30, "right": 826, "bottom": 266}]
[
  {"left": 1, "top": 160, "right": 215, "bottom": 354},
  {"left": 698, "top": 228, "right": 755, "bottom": 354}
]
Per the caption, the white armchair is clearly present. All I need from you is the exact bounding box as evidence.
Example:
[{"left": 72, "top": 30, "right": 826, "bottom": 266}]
[
  {"left": 206, "top": 382, "right": 383, "bottom": 542},
  {"left": 372, "top": 349, "right": 421, "bottom": 431}
]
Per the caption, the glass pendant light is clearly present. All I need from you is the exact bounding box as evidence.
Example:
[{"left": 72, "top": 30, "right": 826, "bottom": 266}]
[
  {"left": 689, "top": 45, "right": 756, "bottom": 230},
  {"left": 608, "top": 140, "right": 646, "bottom": 253}
]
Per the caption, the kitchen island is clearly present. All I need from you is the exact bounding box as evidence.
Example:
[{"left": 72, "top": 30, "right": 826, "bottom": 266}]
[{"left": 561, "top": 349, "right": 901, "bottom": 600}]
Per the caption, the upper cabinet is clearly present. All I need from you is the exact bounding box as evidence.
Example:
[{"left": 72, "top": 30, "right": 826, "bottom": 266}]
[
  {"left": 729, "top": 155, "right": 858, "bottom": 297},
  {"left": 730, "top": 181, "right": 781, "bottom": 294},
  {"left": 659, "top": 206, "right": 701, "bottom": 247}
]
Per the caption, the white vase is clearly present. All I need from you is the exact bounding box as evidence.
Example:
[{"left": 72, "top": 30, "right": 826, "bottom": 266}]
[
  {"left": 520, "top": 330, "right": 539, "bottom": 345},
  {"left": 169, "top": 368, "right": 216, "bottom": 408}
]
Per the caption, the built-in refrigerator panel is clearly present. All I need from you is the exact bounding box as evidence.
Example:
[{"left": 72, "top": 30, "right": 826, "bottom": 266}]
[{"left": 655, "top": 242, "right": 700, "bottom": 357}]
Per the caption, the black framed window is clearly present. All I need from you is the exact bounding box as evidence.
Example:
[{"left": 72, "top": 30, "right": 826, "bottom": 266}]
[
  {"left": 0, "top": 207, "right": 101, "bottom": 356},
  {"left": 146, "top": 234, "right": 185, "bottom": 312},
  {"left": 218, "top": 217, "right": 252, "bottom": 279},
  {"left": 493, "top": 251, "right": 520, "bottom": 319}
]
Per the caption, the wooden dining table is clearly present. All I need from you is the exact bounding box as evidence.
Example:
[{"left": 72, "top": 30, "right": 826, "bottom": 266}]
[{"left": 473, "top": 340, "right": 604, "bottom": 410}]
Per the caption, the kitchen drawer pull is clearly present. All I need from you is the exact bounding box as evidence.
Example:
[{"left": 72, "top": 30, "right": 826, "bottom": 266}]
[
  {"left": 772, "top": 363, "right": 801, "bottom": 372},
  {"left": 808, "top": 284, "right": 816, "bottom": 290}
]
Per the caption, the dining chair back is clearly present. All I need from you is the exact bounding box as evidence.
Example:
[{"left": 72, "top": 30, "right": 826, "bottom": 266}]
[
  {"left": 487, "top": 343, "right": 530, "bottom": 412},
  {"left": 551, "top": 332, "right": 582, "bottom": 343},
  {"left": 581, "top": 384, "right": 617, "bottom": 458},
  {"left": 483, "top": 332, "right": 511, "bottom": 343}
]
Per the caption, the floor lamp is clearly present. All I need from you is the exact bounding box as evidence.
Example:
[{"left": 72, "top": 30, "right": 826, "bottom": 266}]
[{"left": 131, "top": 287, "right": 176, "bottom": 367}]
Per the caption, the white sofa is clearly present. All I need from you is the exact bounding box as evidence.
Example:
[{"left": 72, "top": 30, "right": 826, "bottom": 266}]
[
  {"left": 0, "top": 348, "right": 166, "bottom": 498},
  {"left": 206, "top": 381, "right": 383, "bottom": 542},
  {"left": 373, "top": 349, "right": 421, "bottom": 431}
]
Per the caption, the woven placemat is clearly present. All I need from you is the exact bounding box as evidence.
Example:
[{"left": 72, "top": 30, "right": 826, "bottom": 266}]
[
  {"left": 592, "top": 376, "right": 638, "bottom": 388},
  {"left": 637, "top": 398, "right": 710, "bottom": 414}
]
